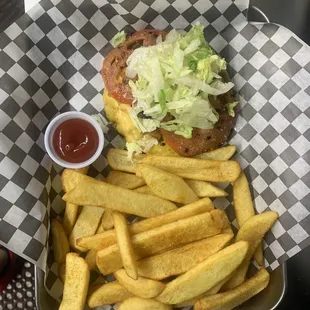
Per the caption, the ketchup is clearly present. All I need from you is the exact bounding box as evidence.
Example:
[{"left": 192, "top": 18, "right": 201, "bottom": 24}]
[{"left": 52, "top": 118, "right": 99, "bottom": 163}]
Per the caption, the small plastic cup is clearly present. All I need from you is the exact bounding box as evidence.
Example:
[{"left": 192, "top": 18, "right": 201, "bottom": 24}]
[{"left": 44, "top": 112, "right": 104, "bottom": 169}]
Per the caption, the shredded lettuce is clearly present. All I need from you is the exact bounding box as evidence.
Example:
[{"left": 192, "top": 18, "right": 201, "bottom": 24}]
[
  {"left": 126, "top": 136, "right": 158, "bottom": 158},
  {"left": 227, "top": 101, "right": 238, "bottom": 117},
  {"left": 111, "top": 31, "right": 126, "bottom": 47},
  {"left": 124, "top": 23, "right": 234, "bottom": 150}
]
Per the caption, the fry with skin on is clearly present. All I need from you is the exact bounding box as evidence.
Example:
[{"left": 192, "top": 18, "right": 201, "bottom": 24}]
[
  {"left": 96, "top": 210, "right": 226, "bottom": 275},
  {"left": 118, "top": 297, "right": 172, "bottom": 310},
  {"left": 185, "top": 180, "right": 228, "bottom": 198},
  {"left": 194, "top": 269, "right": 270, "bottom": 310},
  {"left": 63, "top": 177, "right": 177, "bottom": 218},
  {"left": 137, "top": 234, "right": 233, "bottom": 280},
  {"left": 233, "top": 171, "right": 264, "bottom": 266},
  {"left": 85, "top": 249, "right": 97, "bottom": 271},
  {"left": 140, "top": 155, "right": 241, "bottom": 182},
  {"left": 134, "top": 185, "right": 155, "bottom": 196},
  {"left": 102, "top": 209, "right": 114, "bottom": 230},
  {"left": 175, "top": 277, "right": 228, "bottom": 308},
  {"left": 62, "top": 168, "right": 88, "bottom": 235},
  {"left": 223, "top": 211, "right": 278, "bottom": 290},
  {"left": 194, "top": 145, "right": 236, "bottom": 161},
  {"left": 69, "top": 206, "right": 104, "bottom": 251},
  {"left": 138, "top": 164, "right": 199, "bottom": 204},
  {"left": 87, "top": 281, "right": 133, "bottom": 308},
  {"left": 113, "top": 211, "right": 138, "bottom": 279},
  {"left": 51, "top": 219, "right": 69, "bottom": 263},
  {"left": 58, "top": 262, "right": 66, "bottom": 283},
  {"left": 107, "top": 149, "right": 144, "bottom": 173},
  {"left": 106, "top": 170, "right": 145, "bottom": 189},
  {"left": 114, "top": 269, "right": 165, "bottom": 298},
  {"left": 156, "top": 241, "right": 249, "bottom": 304},
  {"left": 59, "top": 253, "right": 90, "bottom": 310},
  {"left": 77, "top": 197, "right": 214, "bottom": 251}
]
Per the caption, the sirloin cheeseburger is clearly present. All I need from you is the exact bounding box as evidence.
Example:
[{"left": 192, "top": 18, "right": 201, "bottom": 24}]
[{"left": 102, "top": 25, "right": 238, "bottom": 157}]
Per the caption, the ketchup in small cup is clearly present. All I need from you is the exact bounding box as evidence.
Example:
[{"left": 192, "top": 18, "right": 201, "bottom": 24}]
[{"left": 44, "top": 112, "right": 104, "bottom": 169}]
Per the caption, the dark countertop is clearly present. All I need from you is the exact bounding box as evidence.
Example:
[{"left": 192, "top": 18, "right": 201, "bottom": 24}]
[{"left": 0, "top": 1, "right": 310, "bottom": 309}]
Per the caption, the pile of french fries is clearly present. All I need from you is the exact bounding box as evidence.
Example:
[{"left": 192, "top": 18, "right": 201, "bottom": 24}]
[{"left": 52, "top": 145, "right": 279, "bottom": 310}]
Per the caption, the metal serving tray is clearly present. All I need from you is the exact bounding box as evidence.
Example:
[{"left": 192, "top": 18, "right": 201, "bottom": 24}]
[{"left": 35, "top": 263, "right": 287, "bottom": 310}]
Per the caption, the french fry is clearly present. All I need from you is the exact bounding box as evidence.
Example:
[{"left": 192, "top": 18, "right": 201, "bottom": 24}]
[
  {"left": 62, "top": 168, "right": 89, "bottom": 235},
  {"left": 69, "top": 206, "right": 104, "bottom": 251},
  {"left": 223, "top": 211, "right": 278, "bottom": 290},
  {"left": 87, "top": 281, "right": 133, "bottom": 308},
  {"left": 134, "top": 185, "right": 155, "bottom": 196},
  {"left": 175, "top": 277, "right": 227, "bottom": 308},
  {"left": 194, "top": 145, "right": 236, "bottom": 161},
  {"left": 114, "top": 269, "right": 165, "bottom": 298},
  {"left": 85, "top": 249, "right": 97, "bottom": 271},
  {"left": 118, "top": 297, "right": 172, "bottom": 310},
  {"left": 96, "top": 218, "right": 105, "bottom": 234},
  {"left": 96, "top": 210, "right": 226, "bottom": 275},
  {"left": 185, "top": 180, "right": 228, "bottom": 198},
  {"left": 63, "top": 178, "right": 177, "bottom": 218},
  {"left": 137, "top": 234, "right": 233, "bottom": 280},
  {"left": 138, "top": 164, "right": 199, "bottom": 204},
  {"left": 51, "top": 219, "right": 69, "bottom": 263},
  {"left": 59, "top": 253, "right": 90, "bottom": 310},
  {"left": 140, "top": 156, "right": 241, "bottom": 182},
  {"left": 106, "top": 170, "right": 145, "bottom": 189},
  {"left": 102, "top": 209, "right": 114, "bottom": 230},
  {"left": 62, "top": 169, "right": 94, "bottom": 193},
  {"left": 233, "top": 171, "right": 263, "bottom": 266},
  {"left": 156, "top": 241, "right": 249, "bottom": 304},
  {"left": 149, "top": 143, "right": 179, "bottom": 157},
  {"left": 113, "top": 211, "right": 138, "bottom": 280},
  {"left": 75, "top": 166, "right": 89, "bottom": 175},
  {"left": 58, "top": 262, "right": 66, "bottom": 283},
  {"left": 253, "top": 243, "right": 264, "bottom": 266},
  {"left": 194, "top": 269, "right": 270, "bottom": 310},
  {"left": 77, "top": 198, "right": 214, "bottom": 250},
  {"left": 107, "top": 149, "right": 144, "bottom": 173},
  {"left": 63, "top": 202, "right": 79, "bottom": 235}
]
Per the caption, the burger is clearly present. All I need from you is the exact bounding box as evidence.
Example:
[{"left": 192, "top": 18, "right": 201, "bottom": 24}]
[{"left": 102, "top": 25, "right": 238, "bottom": 157}]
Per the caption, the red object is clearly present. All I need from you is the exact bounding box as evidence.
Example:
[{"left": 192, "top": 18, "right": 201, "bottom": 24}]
[
  {"left": 0, "top": 250, "right": 16, "bottom": 292},
  {"left": 52, "top": 118, "right": 99, "bottom": 163}
]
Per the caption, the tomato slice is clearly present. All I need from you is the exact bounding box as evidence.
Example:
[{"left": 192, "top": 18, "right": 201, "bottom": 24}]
[{"left": 102, "top": 30, "right": 167, "bottom": 105}]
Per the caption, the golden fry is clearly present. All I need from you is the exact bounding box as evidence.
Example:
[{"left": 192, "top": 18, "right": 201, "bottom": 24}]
[
  {"left": 102, "top": 209, "right": 114, "bottom": 230},
  {"left": 149, "top": 144, "right": 179, "bottom": 157},
  {"left": 69, "top": 206, "right": 104, "bottom": 251},
  {"left": 113, "top": 211, "right": 138, "bottom": 279},
  {"left": 253, "top": 242, "right": 264, "bottom": 267},
  {"left": 96, "top": 210, "right": 226, "bottom": 275},
  {"left": 137, "top": 234, "right": 233, "bottom": 280},
  {"left": 58, "top": 262, "right": 66, "bottom": 283},
  {"left": 233, "top": 171, "right": 263, "bottom": 266},
  {"left": 194, "top": 269, "right": 270, "bottom": 310},
  {"left": 141, "top": 155, "right": 241, "bottom": 182},
  {"left": 51, "top": 219, "right": 69, "bottom": 263},
  {"left": 59, "top": 253, "right": 90, "bottom": 310},
  {"left": 87, "top": 281, "right": 133, "bottom": 308},
  {"left": 107, "top": 149, "right": 144, "bottom": 173},
  {"left": 63, "top": 202, "right": 79, "bottom": 235},
  {"left": 194, "top": 145, "right": 236, "bottom": 161},
  {"left": 75, "top": 166, "right": 89, "bottom": 175},
  {"left": 106, "top": 170, "right": 145, "bottom": 189},
  {"left": 63, "top": 177, "right": 177, "bottom": 218},
  {"left": 85, "top": 249, "right": 97, "bottom": 271},
  {"left": 114, "top": 269, "right": 165, "bottom": 298},
  {"left": 156, "top": 241, "right": 249, "bottom": 304},
  {"left": 223, "top": 211, "right": 278, "bottom": 290},
  {"left": 138, "top": 164, "right": 198, "bottom": 204},
  {"left": 118, "top": 297, "right": 172, "bottom": 310},
  {"left": 134, "top": 185, "right": 155, "bottom": 196},
  {"left": 77, "top": 197, "right": 214, "bottom": 251},
  {"left": 61, "top": 169, "right": 94, "bottom": 193},
  {"left": 185, "top": 180, "right": 228, "bottom": 198}
]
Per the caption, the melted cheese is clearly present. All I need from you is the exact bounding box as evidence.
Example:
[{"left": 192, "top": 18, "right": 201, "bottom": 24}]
[{"left": 103, "top": 90, "right": 142, "bottom": 142}]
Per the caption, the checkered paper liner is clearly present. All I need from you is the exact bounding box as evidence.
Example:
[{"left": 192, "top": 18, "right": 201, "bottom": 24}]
[{"left": 0, "top": 0, "right": 310, "bottom": 306}]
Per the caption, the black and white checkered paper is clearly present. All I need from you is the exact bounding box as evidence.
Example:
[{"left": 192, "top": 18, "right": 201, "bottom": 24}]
[{"left": 1, "top": 0, "right": 310, "bottom": 305}]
